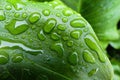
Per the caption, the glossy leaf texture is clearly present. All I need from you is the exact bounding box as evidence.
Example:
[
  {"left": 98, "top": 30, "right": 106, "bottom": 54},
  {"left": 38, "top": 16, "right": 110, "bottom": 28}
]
[
  {"left": 0, "top": 0, "right": 113, "bottom": 80},
  {"left": 80, "top": 0, "right": 120, "bottom": 43}
]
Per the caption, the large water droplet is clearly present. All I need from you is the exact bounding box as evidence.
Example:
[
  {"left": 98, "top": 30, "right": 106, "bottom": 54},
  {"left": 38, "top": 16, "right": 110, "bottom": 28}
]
[
  {"left": 42, "top": 9, "right": 50, "bottom": 16},
  {"left": 0, "top": 52, "right": 9, "bottom": 65},
  {"left": 0, "top": 10, "right": 5, "bottom": 21},
  {"left": 83, "top": 50, "right": 95, "bottom": 63},
  {"left": 50, "top": 43, "right": 64, "bottom": 57},
  {"left": 51, "top": 32, "right": 60, "bottom": 40},
  {"left": 14, "top": 3, "right": 24, "bottom": 10},
  {"left": 70, "top": 30, "right": 82, "bottom": 39},
  {"left": 70, "top": 19, "right": 86, "bottom": 28},
  {"left": 5, "top": 5, "right": 12, "bottom": 10},
  {"left": 88, "top": 68, "right": 99, "bottom": 77},
  {"left": 62, "top": 9, "right": 73, "bottom": 16},
  {"left": 43, "top": 18, "right": 57, "bottom": 33},
  {"left": 12, "top": 54, "right": 23, "bottom": 63},
  {"left": 5, "top": 20, "right": 29, "bottom": 35},
  {"left": 38, "top": 30, "right": 46, "bottom": 41},
  {"left": 57, "top": 24, "right": 66, "bottom": 31},
  {"left": 85, "top": 34, "right": 106, "bottom": 62},
  {"left": 68, "top": 52, "right": 78, "bottom": 65},
  {"left": 28, "top": 13, "right": 41, "bottom": 24}
]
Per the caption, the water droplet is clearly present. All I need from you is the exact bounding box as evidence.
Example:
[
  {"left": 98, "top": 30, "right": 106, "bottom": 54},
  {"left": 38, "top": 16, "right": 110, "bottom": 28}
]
[
  {"left": 51, "top": 32, "right": 60, "bottom": 40},
  {"left": 28, "top": 13, "right": 41, "bottom": 24},
  {"left": 70, "top": 30, "right": 82, "bottom": 39},
  {"left": 62, "top": 36, "right": 69, "bottom": 41},
  {"left": 15, "top": 3, "right": 24, "bottom": 10},
  {"left": 5, "top": 5, "right": 12, "bottom": 10},
  {"left": 67, "top": 41, "right": 73, "bottom": 47},
  {"left": 57, "top": 24, "right": 66, "bottom": 31},
  {"left": 54, "top": 5, "right": 66, "bottom": 9},
  {"left": 85, "top": 34, "right": 106, "bottom": 62},
  {"left": 83, "top": 50, "right": 95, "bottom": 63},
  {"left": 70, "top": 19, "right": 86, "bottom": 28},
  {"left": 22, "top": 12, "right": 27, "bottom": 18},
  {"left": 42, "top": 9, "right": 50, "bottom": 16},
  {"left": 68, "top": 52, "right": 78, "bottom": 65},
  {"left": 62, "top": 17, "right": 68, "bottom": 23},
  {"left": 56, "top": 13, "right": 60, "bottom": 17},
  {"left": 50, "top": 43, "right": 64, "bottom": 57},
  {"left": 5, "top": 20, "right": 29, "bottom": 35},
  {"left": 62, "top": 9, "right": 73, "bottom": 16},
  {"left": 88, "top": 68, "right": 99, "bottom": 77},
  {"left": 14, "top": 12, "right": 20, "bottom": 18},
  {"left": 0, "top": 10, "right": 5, "bottom": 21},
  {"left": 0, "top": 52, "right": 9, "bottom": 65},
  {"left": 43, "top": 18, "right": 57, "bottom": 33},
  {"left": 12, "top": 54, "right": 23, "bottom": 63},
  {"left": 38, "top": 30, "right": 46, "bottom": 41}
]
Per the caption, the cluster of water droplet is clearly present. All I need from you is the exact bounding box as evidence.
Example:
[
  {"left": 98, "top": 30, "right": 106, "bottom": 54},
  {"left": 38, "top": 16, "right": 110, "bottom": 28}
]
[{"left": 0, "top": 0, "right": 107, "bottom": 78}]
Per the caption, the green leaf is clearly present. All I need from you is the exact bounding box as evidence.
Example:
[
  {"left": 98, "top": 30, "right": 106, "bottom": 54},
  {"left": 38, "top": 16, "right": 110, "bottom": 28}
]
[
  {"left": 0, "top": 0, "right": 113, "bottom": 80},
  {"left": 80, "top": 0, "right": 120, "bottom": 41}
]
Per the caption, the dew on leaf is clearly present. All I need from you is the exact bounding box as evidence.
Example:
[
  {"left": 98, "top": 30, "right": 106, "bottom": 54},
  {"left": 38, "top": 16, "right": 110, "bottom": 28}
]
[
  {"left": 83, "top": 50, "right": 95, "bottom": 64},
  {"left": 28, "top": 12, "right": 41, "bottom": 24},
  {"left": 43, "top": 18, "right": 57, "bottom": 33},
  {"left": 0, "top": 10, "right": 5, "bottom": 21},
  {"left": 12, "top": 53, "right": 24, "bottom": 63},
  {"left": 85, "top": 34, "right": 106, "bottom": 62},
  {"left": 70, "top": 19, "right": 86, "bottom": 28},
  {"left": 42, "top": 9, "right": 50, "bottom": 16},
  {"left": 50, "top": 43, "right": 64, "bottom": 57},
  {"left": 0, "top": 52, "right": 9, "bottom": 65},
  {"left": 38, "top": 30, "right": 46, "bottom": 41},
  {"left": 68, "top": 52, "right": 78, "bottom": 65},
  {"left": 5, "top": 20, "right": 29, "bottom": 35}
]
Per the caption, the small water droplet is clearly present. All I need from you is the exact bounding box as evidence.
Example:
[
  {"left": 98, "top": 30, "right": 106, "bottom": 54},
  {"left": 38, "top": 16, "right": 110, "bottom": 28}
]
[
  {"left": 57, "top": 24, "right": 66, "bottom": 31},
  {"left": 42, "top": 9, "right": 50, "bottom": 16},
  {"left": 62, "top": 17, "right": 68, "bottom": 23},
  {"left": 67, "top": 41, "right": 73, "bottom": 47},
  {"left": 85, "top": 34, "right": 106, "bottom": 62},
  {"left": 50, "top": 43, "right": 64, "bottom": 57},
  {"left": 83, "top": 50, "right": 95, "bottom": 63},
  {"left": 5, "top": 20, "right": 29, "bottom": 35},
  {"left": 56, "top": 13, "right": 60, "bottom": 17},
  {"left": 62, "top": 36, "right": 69, "bottom": 41},
  {"left": 12, "top": 54, "right": 23, "bottom": 63},
  {"left": 0, "top": 52, "right": 9, "bottom": 65},
  {"left": 43, "top": 18, "right": 57, "bottom": 33},
  {"left": 62, "top": 9, "right": 73, "bottom": 16},
  {"left": 0, "top": 10, "right": 5, "bottom": 21},
  {"left": 22, "top": 12, "right": 27, "bottom": 18},
  {"left": 14, "top": 12, "right": 20, "bottom": 18},
  {"left": 51, "top": 32, "right": 60, "bottom": 40},
  {"left": 88, "top": 68, "right": 99, "bottom": 77},
  {"left": 54, "top": 5, "right": 66, "bottom": 9},
  {"left": 70, "top": 30, "right": 82, "bottom": 39},
  {"left": 70, "top": 18, "right": 86, "bottom": 28},
  {"left": 38, "top": 30, "right": 46, "bottom": 41},
  {"left": 28, "top": 13, "right": 41, "bottom": 24},
  {"left": 5, "top": 5, "right": 12, "bottom": 10},
  {"left": 68, "top": 52, "right": 78, "bottom": 65}
]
